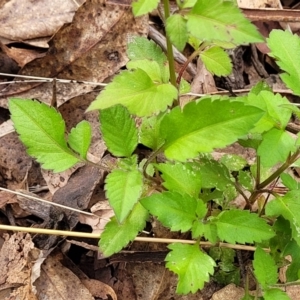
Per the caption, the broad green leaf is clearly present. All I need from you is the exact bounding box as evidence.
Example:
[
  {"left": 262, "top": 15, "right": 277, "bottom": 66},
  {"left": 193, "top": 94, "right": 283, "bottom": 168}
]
[
  {"left": 245, "top": 91, "right": 292, "bottom": 132},
  {"left": 132, "top": 0, "right": 159, "bottom": 17},
  {"left": 187, "top": 0, "right": 263, "bottom": 45},
  {"left": 200, "top": 46, "right": 232, "bottom": 76},
  {"left": 192, "top": 222, "right": 218, "bottom": 243},
  {"left": 166, "top": 14, "right": 188, "bottom": 51},
  {"left": 220, "top": 154, "right": 247, "bottom": 171},
  {"left": 127, "top": 36, "right": 168, "bottom": 82},
  {"left": 87, "top": 69, "right": 177, "bottom": 117},
  {"left": 100, "top": 105, "right": 138, "bottom": 157},
  {"left": 264, "top": 288, "right": 291, "bottom": 300},
  {"left": 280, "top": 173, "right": 300, "bottom": 190},
  {"left": 238, "top": 170, "right": 254, "bottom": 191},
  {"left": 99, "top": 202, "right": 148, "bottom": 256},
  {"left": 160, "top": 99, "right": 264, "bottom": 161},
  {"left": 9, "top": 98, "right": 80, "bottom": 172},
  {"left": 253, "top": 247, "right": 278, "bottom": 289},
  {"left": 257, "top": 128, "right": 296, "bottom": 167},
  {"left": 68, "top": 120, "right": 91, "bottom": 159},
  {"left": 139, "top": 114, "right": 165, "bottom": 150},
  {"left": 267, "top": 30, "right": 300, "bottom": 96},
  {"left": 155, "top": 162, "right": 202, "bottom": 197},
  {"left": 166, "top": 243, "right": 216, "bottom": 294},
  {"left": 141, "top": 191, "right": 202, "bottom": 232},
  {"left": 196, "top": 158, "right": 232, "bottom": 190},
  {"left": 105, "top": 168, "right": 143, "bottom": 223},
  {"left": 215, "top": 210, "right": 275, "bottom": 244},
  {"left": 266, "top": 191, "right": 300, "bottom": 246},
  {"left": 127, "top": 60, "right": 162, "bottom": 82}
]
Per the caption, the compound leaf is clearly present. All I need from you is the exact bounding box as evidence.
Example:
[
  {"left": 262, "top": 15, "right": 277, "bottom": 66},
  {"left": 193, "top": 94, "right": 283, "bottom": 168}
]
[
  {"left": 160, "top": 99, "right": 264, "bottom": 161},
  {"left": 267, "top": 30, "right": 300, "bottom": 96},
  {"left": 155, "top": 161, "right": 202, "bottom": 197},
  {"left": 266, "top": 191, "right": 300, "bottom": 246},
  {"left": 87, "top": 69, "right": 177, "bottom": 117},
  {"left": 200, "top": 46, "right": 232, "bottom": 76},
  {"left": 99, "top": 202, "right": 148, "bottom": 256},
  {"left": 215, "top": 210, "right": 275, "bottom": 244},
  {"left": 253, "top": 247, "right": 278, "bottom": 289},
  {"left": 166, "top": 14, "right": 188, "bottom": 51},
  {"left": 166, "top": 243, "right": 216, "bottom": 294},
  {"left": 100, "top": 105, "right": 138, "bottom": 157},
  {"left": 105, "top": 168, "right": 143, "bottom": 223},
  {"left": 9, "top": 98, "right": 80, "bottom": 172},
  {"left": 132, "top": 0, "right": 159, "bottom": 17},
  {"left": 141, "top": 191, "right": 202, "bottom": 232},
  {"left": 68, "top": 120, "right": 91, "bottom": 159},
  {"left": 187, "top": 0, "right": 263, "bottom": 45}
]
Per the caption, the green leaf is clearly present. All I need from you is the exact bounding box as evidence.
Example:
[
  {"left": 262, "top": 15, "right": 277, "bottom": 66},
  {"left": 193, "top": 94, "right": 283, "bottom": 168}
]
[
  {"left": 266, "top": 191, "right": 300, "bottom": 246},
  {"left": 267, "top": 30, "right": 300, "bottom": 96},
  {"left": 68, "top": 120, "right": 91, "bottom": 159},
  {"left": 166, "top": 14, "right": 188, "bottom": 51},
  {"left": 99, "top": 202, "right": 148, "bottom": 256},
  {"left": 200, "top": 46, "right": 232, "bottom": 76},
  {"left": 176, "top": 0, "right": 197, "bottom": 9},
  {"left": 215, "top": 210, "right": 275, "bottom": 244},
  {"left": 280, "top": 173, "right": 300, "bottom": 190},
  {"left": 166, "top": 243, "right": 216, "bottom": 294},
  {"left": 105, "top": 168, "right": 143, "bottom": 223},
  {"left": 141, "top": 191, "right": 203, "bottom": 232},
  {"left": 192, "top": 222, "right": 218, "bottom": 243},
  {"left": 187, "top": 0, "right": 263, "bottom": 45},
  {"left": 132, "top": 0, "right": 159, "bottom": 17},
  {"left": 263, "top": 288, "right": 291, "bottom": 300},
  {"left": 139, "top": 114, "right": 165, "bottom": 150},
  {"left": 127, "top": 60, "right": 163, "bottom": 82},
  {"left": 9, "top": 98, "right": 80, "bottom": 172},
  {"left": 257, "top": 128, "right": 296, "bottom": 167},
  {"left": 87, "top": 69, "right": 178, "bottom": 117},
  {"left": 160, "top": 99, "right": 264, "bottom": 161},
  {"left": 127, "top": 36, "right": 168, "bottom": 82},
  {"left": 220, "top": 154, "right": 247, "bottom": 172},
  {"left": 100, "top": 104, "right": 138, "bottom": 157},
  {"left": 155, "top": 161, "right": 202, "bottom": 197},
  {"left": 253, "top": 247, "right": 278, "bottom": 289},
  {"left": 245, "top": 91, "right": 292, "bottom": 132}
]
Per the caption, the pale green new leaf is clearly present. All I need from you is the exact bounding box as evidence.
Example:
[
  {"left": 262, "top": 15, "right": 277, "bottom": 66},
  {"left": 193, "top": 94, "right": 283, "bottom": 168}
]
[
  {"left": 257, "top": 128, "right": 296, "bottom": 167},
  {"left": 253, "top": 247, "right": 278, "bottom": 289},
  {"left": 99, "top": 202, "right": 148, "bottom": 256},
  {"left": 155, "top": 162, "right": 202, "bottom": 197},
  {"left": 87, "top": 69, "right": 177, "bottom": 117},
  {"left": 68, "top": 120, "right": 91, "bottom": 159},
  {"left": 266, "top": 191, "right": 300, "bottom": 246},
  {"left": 267, "top": 30, "right": 300, "bottom": 96},
  {"left": 166, "top": 243, "right": 216, "bottom": 294},
  {"left": 187, "top": 0, "right": 263, "bottom": 45},
  {"left": 141, "top": 191, "right": 200, "bottom": 232},
  {"left": 9, "top": 98, "right": 80, "bottom": 172},
  {"left": 127, "top": 60, "right": 162, "bottom": 82},
  {"left": 200, "top": 46, "right": 232, "bottom": 76},
  {"left": 245, "top": 91, "right": 292, "bottom": 133},
  {"left": 160, "top": 99, "right": 264, "bottom": 161},
  {"left": 264, "top": 288, "right": 291, "bottom": 300},
  {"left": 100, "top": 105, "right": 138, "bottom": 157},
  {"left": 166, "top": 14, "right": 188, "bottom": 51},
  {"left": 132, "top": 0, "right": 159, "bottom": 17},
  {"left": 176, "top": 0, "right": 197, "bottom": 9},
  {"left": 216, "top": 210, "right": 275, "bottom": 244},
  {"left": 105, "top": 168, "right": 143, "bottom": 223}
]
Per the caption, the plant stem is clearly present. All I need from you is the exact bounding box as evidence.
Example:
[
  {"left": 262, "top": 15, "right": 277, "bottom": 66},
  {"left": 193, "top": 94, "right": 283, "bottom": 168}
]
[{"left": 162, "top": 0, "right": 177, "bottom": 89}]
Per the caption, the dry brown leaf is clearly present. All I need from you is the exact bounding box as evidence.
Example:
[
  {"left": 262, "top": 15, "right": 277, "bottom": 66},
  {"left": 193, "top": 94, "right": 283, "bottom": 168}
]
[
  {"left": 35, "top": 254, "right": 94, "bottom": 300},
  {"left": 0, "top": 233, "right": 40, "bottom": 300},
  {"left": 0, "top": 0, "right": 85, "bottom": 45},
  {"left": 0, "top": 0, "right": 148, "bottom": 108}
]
